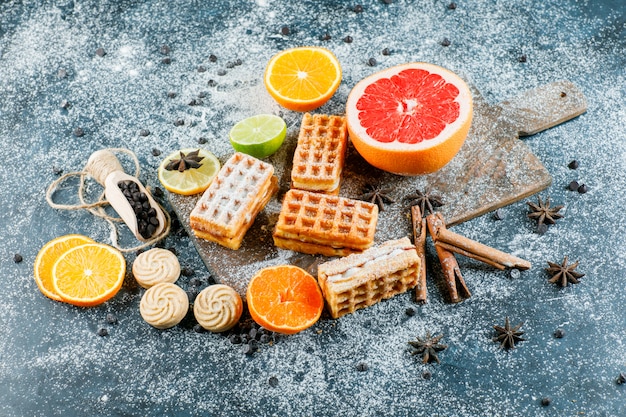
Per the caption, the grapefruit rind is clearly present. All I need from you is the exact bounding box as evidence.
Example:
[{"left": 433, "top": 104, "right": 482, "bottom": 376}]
[{"left": 346, "top": 62, "right": 473, "bottom": 176}]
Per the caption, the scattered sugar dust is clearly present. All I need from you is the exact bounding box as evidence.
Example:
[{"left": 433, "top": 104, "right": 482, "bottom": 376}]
[{"left": 0, "top": 1, "right": 625, "bottom": 416}]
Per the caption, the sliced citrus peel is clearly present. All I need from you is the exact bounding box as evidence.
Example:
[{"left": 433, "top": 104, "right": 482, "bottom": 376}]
[{"left": 158, "top": 148, "right": 220, "bottom": 195}]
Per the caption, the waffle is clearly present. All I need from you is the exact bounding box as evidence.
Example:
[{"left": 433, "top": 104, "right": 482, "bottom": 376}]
[
  {"left": 273, "top": 189, "right": 378, "bottom": 256},
  {"left": 317, "top": 237, "right": 420, "bottom": 319},
  {"left": 190, "top": 152, "right": 278, "bottom": 250},
  {"left": 291, "top": 113, "right": 348, "bottom": 194}
]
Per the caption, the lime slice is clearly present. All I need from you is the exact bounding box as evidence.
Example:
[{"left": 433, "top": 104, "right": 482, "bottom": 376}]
[
  {"left": 158, "top": 148, "right": 220, "bottom": 195},
  {"left": 229, "top": 114, "right": 287, "bottom": 158}
]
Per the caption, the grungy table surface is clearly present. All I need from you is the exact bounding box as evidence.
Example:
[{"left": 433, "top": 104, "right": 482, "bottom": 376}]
[{"left": 1, "top": 1, "right": 625, "bottom": 416}]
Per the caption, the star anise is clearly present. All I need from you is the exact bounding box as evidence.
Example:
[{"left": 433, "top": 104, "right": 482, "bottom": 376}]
[
  {"left": 493, "top": 317, "right": 525, "bottom": 350},
  {"left": 546, "top": 256, "right": 584, "bottom": 287},
  {"left": 405, "top": 188, "right": 443, "bottom": 215},
  {"left": 359, "top": 183, "right": 395, "bottom": 211},
  {"left": 527, "top": 196, "right": 563, "bottom": 230},
  {"left": 165, "top": 149, "right": 204, "bottom": 172},
  {"left": 408, "top": 332, "right": 447, "bottom": 364}
]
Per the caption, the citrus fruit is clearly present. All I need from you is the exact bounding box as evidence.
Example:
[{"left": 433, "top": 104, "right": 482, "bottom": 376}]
[
  {"left": 33, "top": 234, "right": 94, "bottom": 301},
  {"left": 51, "top": 243, "right": 126, "bottom": 307},
  {"left": 264, "top": 46, "right": 342, "bottom": 112},
  {"left": 229, "top": 114, "right": 287, "bottom": 158},
  {"left": 158, "top": 148, "right": 220, "bottom": 195},
  {"left": 246, "top": 265, "right": 324, "bottom": 335},
  {"left": 346, "top": 62, "right": 473, "bottom": 175}
]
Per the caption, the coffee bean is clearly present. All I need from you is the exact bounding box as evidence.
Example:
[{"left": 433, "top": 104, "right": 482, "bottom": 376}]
[
  {"left": 181, "top": 267, "right": 195, "bottom": 277},
  {"left": 577, "top": 184, "right": 588, "bottom": 194},
  {"left": 106, "top": 313, "right": 118, "bottom": 324},
  {"left": 96, "top": 47, "right": 106, "bottom": 57},
  {"left": 153, "top": 187, "right": 164, "bottom": 198},
  {"left": 568, "top": 160, "right": 579, "bottom": 169},
  {"left": 198, "top": 137, "right": 207, "bottom": 144},
  {"left": 73, "top": 128, "right": 84, "bottom": 137},
  {"left": 343, "top": 35, "right": 353, "bottom": 43},
  {"left": 554, "top": 328, "right": 565, "bottom": 338},
  {"left": 13, "top": 254, "right": 23, "bottom": 263},
  {"left": 367, "top": 57, "right": 377, "bottom": 66},
  {"left": 405, "top": 307, "right": 415, "bottom": 316},
  {"left": 268, "top": 376, "right": 279, "bottom": 387},
  {"left": 616, "top": 372, "right": 626, "bottom": 385},
  {"left": 382, "top": 48, "right": 391, "bottom": 56},
  {"left": 355, "top": 362, "right": 368, "bottom": 372},
  {"left": 441, "top": 38, "right": 451, "bottom": 47},
  {"left": 97, "top": 327, "right": 108, "bottom": 337},
  {"left": 518, "top": 54, "right": 527, "bottom": 63},
  {"left": 151, "top": 148, "right": 161, "bottom": 156},
  {"left": 160, "top": 44, "right": 170, "bottom": 55},
  {"left": 541, "top": 397, "right": 551, "bottom": 407},
  {"left": 567, "top": 180, "right": 579, "bottom": 191}
]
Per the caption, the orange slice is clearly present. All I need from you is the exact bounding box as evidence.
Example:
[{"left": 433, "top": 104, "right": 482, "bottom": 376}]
[
  {"left": 246, "top": 265, "right": 324, "bottom": 334},
  {"left": 33, "top": 234, "right": 94, "bottom": 301},
  {"left": 264, "top": 47, "right": 342, "bottom": 112},
  {"left": 346, "top": 62, "right": 473, "bottom": 175},
  {"left": 51, "top": 243, "right": 126, "bottom": 307}
]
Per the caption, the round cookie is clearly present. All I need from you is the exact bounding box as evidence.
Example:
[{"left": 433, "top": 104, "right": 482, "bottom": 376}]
[
  {"left": 132, "top": 248, "right": 180, "bottom": 289},
  {"left": 193, "top": 284, "right": 243, "bottom": 332},
  {"left": 140, "top": 282, "right": 189, "bottom": 329}
]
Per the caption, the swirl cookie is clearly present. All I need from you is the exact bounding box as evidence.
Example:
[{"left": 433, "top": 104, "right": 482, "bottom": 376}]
[
  {"left": 132, "top": 248, "right": 180, "bottom": 289},
  {"left": 193, "top": 284, "right": 243, "bottom": 332},
  {"left": 140, "top": 282, "right": 189, "bottom": 329}
]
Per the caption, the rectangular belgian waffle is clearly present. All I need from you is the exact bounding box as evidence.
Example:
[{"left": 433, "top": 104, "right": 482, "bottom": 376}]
[
  {"left": 273, "top": 189, "right": 378, "bottom": 256},
  {"left": 190, "top": 152, "right": 278, "bottom": 250},
  {"left": 317, "top": 237, "right": 420, "bottom": 319},
  {"left": 291, "top": 113, "right": 348, "bottom": 194}
]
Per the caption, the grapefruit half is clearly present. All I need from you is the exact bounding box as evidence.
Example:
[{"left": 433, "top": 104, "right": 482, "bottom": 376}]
[{"left": 346, "top": 62, "right": 473, "bottom": 175}]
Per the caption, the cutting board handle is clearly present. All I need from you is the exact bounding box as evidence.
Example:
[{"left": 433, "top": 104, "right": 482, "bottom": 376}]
[{"left": 496, "top": 80, "right": 587, "bottom": 137}]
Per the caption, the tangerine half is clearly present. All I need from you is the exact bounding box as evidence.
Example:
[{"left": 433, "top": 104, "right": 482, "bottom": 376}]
[
  {"left": 346, "top": 62, "right": 473, "bottom": 175},
  {"left": 246, "top": 265, "right": 324, "bottom": 335}
]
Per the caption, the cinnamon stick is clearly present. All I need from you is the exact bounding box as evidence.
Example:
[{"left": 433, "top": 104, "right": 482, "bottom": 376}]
[
  {"left": 429, "top": 213, "right": 531, "bottom": 270},
  {"left": 426, "top": 214, "right": 471, "bottom": 303},
  {"left": 411, "top": 206, "right": 428, "bottom": 303}
]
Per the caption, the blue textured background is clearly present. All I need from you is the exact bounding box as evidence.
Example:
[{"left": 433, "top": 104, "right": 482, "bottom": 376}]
[{"left": 1, "top": 1, "right": 625, "bottom": 416}]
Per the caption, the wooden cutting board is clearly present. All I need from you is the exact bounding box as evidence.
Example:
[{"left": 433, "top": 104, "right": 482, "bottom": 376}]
[{"left": 169, "top": 80, "right": 587, "bottom": 297}]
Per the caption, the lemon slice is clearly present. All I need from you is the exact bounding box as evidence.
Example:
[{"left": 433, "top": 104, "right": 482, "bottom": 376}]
[
  {"left": 229, "top": 114, "right": 287, "bottom": 159},
  {"left": 158, "top": 148, "right": 220, "bottom": 195}
]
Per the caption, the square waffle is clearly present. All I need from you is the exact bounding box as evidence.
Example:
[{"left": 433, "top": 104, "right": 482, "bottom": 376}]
[
  {"left": 190, "top": 152, "right": 278, "bottom": 250},
  {"left": 291, "top": 113, "right": 348, "bottom": 194},
  {"left": 317, "top": 237, "right": 420, "bottom": 319},
  {"left": 273, "top": 189, "right": 378, "bottom": 256}
]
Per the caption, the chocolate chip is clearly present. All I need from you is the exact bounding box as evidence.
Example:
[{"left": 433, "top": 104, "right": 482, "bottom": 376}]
[
  {"left": 139, "top": 129, "right": 151, "bottom": 137},
  {"left": 207, "top": 79, "right": 217, "bottom": 87},
  {"left": 493, "top": 208, "right": 505, "bottom": 220},
  {"left": 382, "top": 0, "right": 393, "bottom": 4},
  {"left": 151, "top": 148, "right": 161, "bottom": 157},
  {"left": 577, "top": 184, "right": 588, "bottom": 194},
  {"left": 249, "top": 328, "right": 258, "bottom": 340},
  {"left": 174, "top": 118, "right": 184, "bottom": 126},
  {"left": 259, "top": 334, "right": 270, "bottom": 344},
  {"left": 159, "top": 44, "right": 170, "bottom": 55},
  {"left": 197, "top": 91, "right": 207, "bottom": 98},
  {"left": 405, "top": 307, "right": 415, "bottom": 316},
  {"left": 167, "top": 91, "right": 177, "bottom": 98},
  {"left": 355, "top": 362, "right": 368, "bottom": 372},
  {"left": 13, "top": 254, "right": 23, "bottom": 263},
  {"left": 353, "top": 5, "right": 363, "bottom": 13},
  {"left": 52, "top": 166, "right": 63, "bottom": 175},
  {"left": 518, "top": 54, "right": 527, "bottom": 63},
  {"left": 217, "top": 69, "right": 227, "bottom": 76},
  {"left": 153, "top": 187, "right": 164, "bottom": 198},
  {"left": 73, "top": 127, "right": 84, "bottom": 137},
  {"left": 229, "top": 334, "right": 242, "bottom": 344},
  {"left": 343, "top": 35, "right": 353, "bottom": 43},
  {"left": 193, "top": 324, "right": 205, "bottom": 333},
  {"left": 198, "top": 137, "right": 207, "bottom": 144},
  {"left": 197, "top": 65, "right": 206, "bottom": 73},
  {"left": 189, "top": 277, "right": 202, "bottom": 287},
  {"left": 616, "top": 373, "right": 626, "bottom": 385},
  {"left": 320, "top": 33, "right": 331, "bottom": 41},
  {"left": 560, "top": 91, "right": 567, "bottom": 98},
  {"left": 181, "top": 267, "right": 195, "bottom": 277},
  {"left": 95, "top": 47, "right": 106, "bottom": 57},
  {"left": 268, "top": 376, "right": 279, "bottom": 387},
  {"left": 57, "top": 68, "right": 68, "bottom": 79},
  {"left": 554, "top": 328, "right": 565, "bottom": 338},
  {"left": 97, "top": 327, "right": 108, "bottom": 337},
  {"left": 447, "top": 2, "right": 457, "bottom": 9},
  {"left": 422, "top": 370, "right": 432, "bottom": 380},
  {"left": 568, "top": 160, "right": 579, "bottom": 169},
  {"left": 441, "top": 38, "right": 451, "bottom": 47},
  {"left": 161, "top": 57, "right": 172, "bottom": 65},
  {"left": 382, "top": 48, "right": 391, "bottom": 56},
  {"left": 568, "top": 180, "right": 579, "bottom": 191},
  {"left": 60, "top": 99, "right": 71, "bottom": 109},
  {"left": 209, "top": 54, "right": 217, "bottom": 63},
  {"left": 509, "top": 268, "right": 521, "bottom": 279},
  {"left": 367, "top": 57, "right": 377, "bottom": 66},
  {"left": 106, "top": 313, "right": 118, "bottom": 324},
  {"left": 242, "top": 343, "right": 254, "bottom": 355},
  {"left": 541, "top": 397, "right": 551, "bottom": 407},
  {"left": 280, "top": 25, "right": 290, "bottom": 35},
  {"left": 188, "top": 98, "right": 201, "bottom": 106}
]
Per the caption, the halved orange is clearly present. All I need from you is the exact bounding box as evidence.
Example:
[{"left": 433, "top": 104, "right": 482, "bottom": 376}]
[
  {"left": 34, "top": 234, "right": 94, "bottom": 301},
  {"left": 246, "top": 265, "right": 324, "bottom": 334},
  {"left": 51, "top": 243, "right": 126, "bottom": 307},
  {"left": 346, "top": 62, "right": 473, "bottom": 175},
  {"left": 264, "top": 47, "right": 342, "bottom": 112}
]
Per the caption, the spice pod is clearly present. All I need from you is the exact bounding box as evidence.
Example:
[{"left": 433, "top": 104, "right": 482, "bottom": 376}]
[{"left": 104, "top": 171, "right": 166, "bottom": 241}]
